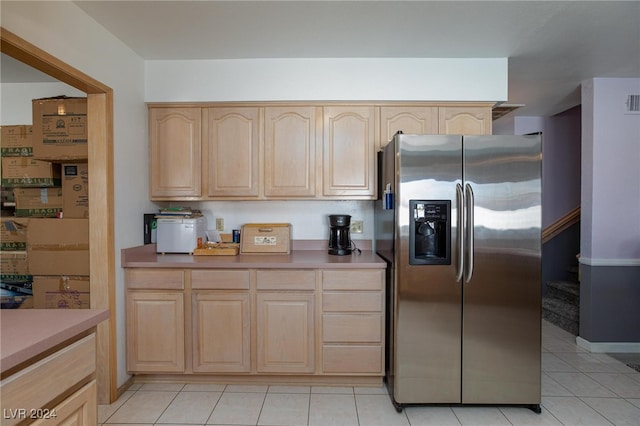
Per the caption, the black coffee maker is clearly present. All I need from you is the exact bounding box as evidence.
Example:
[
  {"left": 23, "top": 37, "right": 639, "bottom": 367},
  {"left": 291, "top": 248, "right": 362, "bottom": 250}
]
[{"left": 328, "top": 214, "right": 352, "bottom": 255}]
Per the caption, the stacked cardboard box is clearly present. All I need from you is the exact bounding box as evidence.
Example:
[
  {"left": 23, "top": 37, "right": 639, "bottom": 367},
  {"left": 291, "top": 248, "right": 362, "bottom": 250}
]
[
  {"left": 32, "top": 97, "right": 87, "bottom": 161},
  {"left": 1, "top": 123, "right": 62, "bottom": 218},
  {"left": 1, "top": 97, "right": 90, "bottom": 309},
  {"left": 32, "top": 276, "right": 90, "bottom": 309},
  {"left": 1, "top": 125, "right": 33, "bottom": 157},
  {"left": 28, "top": 218, "right": 90, "bottom": 308},
  {"left": 62, "top": 163, "right": 89, "bottom": 218},
  {"left": 0, "top": 217, "right": 33, "bottom": 308},
  {"left": 13, "top": 187, "right": 63, "bottom": 217}
]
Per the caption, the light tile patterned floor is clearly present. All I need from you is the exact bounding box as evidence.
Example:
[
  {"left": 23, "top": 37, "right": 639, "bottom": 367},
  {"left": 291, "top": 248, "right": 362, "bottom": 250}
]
[{"left": 99, "top": 320, "right": 640, "bottom": 425}]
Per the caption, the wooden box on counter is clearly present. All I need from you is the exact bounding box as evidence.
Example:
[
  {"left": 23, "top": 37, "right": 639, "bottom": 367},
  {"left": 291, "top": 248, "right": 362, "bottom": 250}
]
[{"left": 240, "top": 223, "right": 291, "bottom": 254}]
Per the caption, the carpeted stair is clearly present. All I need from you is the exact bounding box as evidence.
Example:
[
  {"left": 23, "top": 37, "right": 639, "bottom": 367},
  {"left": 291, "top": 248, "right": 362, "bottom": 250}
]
[{"left": 543, "top": 268, "right": 580, "bottom": 335}]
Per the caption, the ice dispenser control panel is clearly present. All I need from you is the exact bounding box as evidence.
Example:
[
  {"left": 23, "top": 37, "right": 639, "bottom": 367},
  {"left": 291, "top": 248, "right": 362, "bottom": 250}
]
[{"left": 409, "top": 200, "right": 451, "bottom": 265}]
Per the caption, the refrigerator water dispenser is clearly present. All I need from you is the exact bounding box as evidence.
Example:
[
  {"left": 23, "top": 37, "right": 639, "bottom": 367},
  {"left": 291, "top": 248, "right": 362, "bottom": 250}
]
[{"left": 409, "top": 200, "right": 451, "bottom": 265}]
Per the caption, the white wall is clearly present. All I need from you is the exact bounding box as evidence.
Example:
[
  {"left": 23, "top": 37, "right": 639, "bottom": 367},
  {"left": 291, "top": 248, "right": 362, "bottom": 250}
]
[
  {"left": 180, "top": 200, "right": 374, "bottom": 242},
  {"left": 1, "top": 0, "right": 151, "bottom": 388},
  {"left": 581, "top": 78, "right": 640, "bottom": 264},
  {"left": 0, "top": 83, "right": 84, "bottom": 124},
  {"left": 145, "top": 58, "right": 507, "bottom": 102}
]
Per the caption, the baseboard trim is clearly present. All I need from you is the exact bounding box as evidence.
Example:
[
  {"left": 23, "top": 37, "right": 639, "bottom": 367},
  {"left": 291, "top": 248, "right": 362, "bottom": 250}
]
[
  {"left": 576, "top": 336, "right": 640, "bottom": 353},
  {"left": 115, "top": 375, "right": 136, "bottom": 401},
  {"left": 578, "top": 257, "right": 640, "bottom": 266}
]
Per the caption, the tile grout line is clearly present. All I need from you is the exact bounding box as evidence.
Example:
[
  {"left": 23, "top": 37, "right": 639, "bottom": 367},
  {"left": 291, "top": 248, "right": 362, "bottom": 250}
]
[
  {"left": 101, "top": 384, "right": 139, "bottom": 424},
  {"left": 150, "top": 383, "right": 184, "bottom": 425}
]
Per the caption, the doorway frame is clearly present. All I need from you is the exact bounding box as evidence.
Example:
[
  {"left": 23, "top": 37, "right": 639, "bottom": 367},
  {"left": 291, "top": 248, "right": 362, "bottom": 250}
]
[{"left": 1, "top": 28, "right": 117, "bottom": 404}]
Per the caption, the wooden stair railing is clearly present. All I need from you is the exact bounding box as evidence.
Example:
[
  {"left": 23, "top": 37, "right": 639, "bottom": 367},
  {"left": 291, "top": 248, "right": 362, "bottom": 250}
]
[{"left": 542, "top": 206, "right": 581, "bottom": 244}]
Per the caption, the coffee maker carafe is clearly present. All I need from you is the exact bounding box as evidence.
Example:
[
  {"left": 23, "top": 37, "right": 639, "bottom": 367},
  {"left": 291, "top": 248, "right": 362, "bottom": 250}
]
[{"left": 328, "top": 214, "right": 352, "bottom": 255}]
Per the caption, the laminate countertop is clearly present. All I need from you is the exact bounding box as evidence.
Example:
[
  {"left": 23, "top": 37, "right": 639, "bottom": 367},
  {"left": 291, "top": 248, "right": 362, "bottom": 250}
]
[
  {"left": 1, "top": 309, "right": 109, "bottom": 372},
  {"left": 121, "top": 242, "right": 387, "bottom": 269}
]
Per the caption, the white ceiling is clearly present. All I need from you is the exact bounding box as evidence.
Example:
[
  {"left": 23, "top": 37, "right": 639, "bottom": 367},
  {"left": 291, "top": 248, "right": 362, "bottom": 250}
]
[{"left": 4, "top": 1, "right": 640, "bottom": 117}]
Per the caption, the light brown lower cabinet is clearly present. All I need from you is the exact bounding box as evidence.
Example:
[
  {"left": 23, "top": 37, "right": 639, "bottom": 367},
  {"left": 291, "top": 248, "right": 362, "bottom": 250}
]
[
  {"left": 126, "top": 291, "right": 185, "bottom": 373},
  {"left": 125, "top": 267, "right": 384, "bottom": 378},
  {"left": 256, "top": 269, "right": 316, "bottom": 373},
  {"left": 31, "top": 381, "right": 97, "bottom": 426},
  {"left": 192, "top": 292, "right": 251, "bottom": 372},
  {"left": 257, "top": 291, "right": 315, "bottom": 373},
  {"left": 1, "top": 334, "right": 97, "bottom": 426}
]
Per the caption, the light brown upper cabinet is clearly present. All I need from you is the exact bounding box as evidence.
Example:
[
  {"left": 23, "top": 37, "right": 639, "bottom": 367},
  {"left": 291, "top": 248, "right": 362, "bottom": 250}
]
[
  {"left": 438, "top": 106, "right": 492, "bottom": 135},
  {"left": 323, "top": 106, "right": 376, "bottom": 198},
  {"left": 149, "top": 108, "right": 202, "bottom": 198},
  {"left": 206, "top": 107, "right": 260, "bottom": 198},
  {"left": 380, "top": 106, "right": 439, "bottom": 147},
  {"left": 264, "top": 106, "right": 319, "bottom": 197},
  {"left": 149, "top": 103, "right": 491, "bottom": 200}
]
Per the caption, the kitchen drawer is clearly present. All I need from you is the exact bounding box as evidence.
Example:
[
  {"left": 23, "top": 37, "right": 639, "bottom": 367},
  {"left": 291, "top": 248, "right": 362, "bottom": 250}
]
[
  {"left": 126, "top": 268, "right": 184, "bottom": 289},
  {"left": 322, "top": 270, "right": 383, "bottom": 291},
  {"left": 256, "top": 270, "right": 315, "bottom": 291},
  {"left": 322, "top": 345, "right": 382, "bottom": 374},
  {"left": 192, "top": 269, "right": 250, "bottom": 290},
  {"left": 1, "top": 334, "right": 96, "bottom": 426},
  {"left": 323, "top": 314, "right": 382, "bottom": 343},
  {"left": 32, "top": 380, "right": 97, "bottom": 426},
  {"left": 323, "top": 291, "right": 382, "bottom": 312}
]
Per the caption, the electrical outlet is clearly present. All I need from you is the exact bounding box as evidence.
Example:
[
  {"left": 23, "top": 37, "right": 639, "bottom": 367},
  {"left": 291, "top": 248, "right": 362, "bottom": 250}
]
[
  {"left": 351, "top": 220, "right": 364, "bottom": 234},
  {"left": 215, "top": 218, "right": 224, "bottom": 231}
]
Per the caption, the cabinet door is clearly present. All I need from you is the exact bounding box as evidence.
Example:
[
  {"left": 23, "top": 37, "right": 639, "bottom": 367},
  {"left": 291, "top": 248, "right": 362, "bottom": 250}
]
[
  {"left": 149, "top": 108, "right": 202, "bottom": 198},
  {"left": 256, "top": 292, "right": 315, "bottom": 373},
  {"left": 264, "top": 107, "right": 317, "bottom": 197},
  {"left": 380, "top": 106, "right": 438, "bottom": 147},
  {"left": 438, "top": 106, "right": 492, "bottom": 135},
  {"left": 207, "top": 108, "right": 260, "bottom": 197},
  {"left": 323, "top": 106, "right": 376, "bottom": 197},
  {"left": 126, "top": 292, "right": 184, "bottom": 372},
  {"left": 32, "top": 380, "right": 96, "bottom": 426},
  {"left": 192, "top": 292, "right": 251, "bottom": 372}
]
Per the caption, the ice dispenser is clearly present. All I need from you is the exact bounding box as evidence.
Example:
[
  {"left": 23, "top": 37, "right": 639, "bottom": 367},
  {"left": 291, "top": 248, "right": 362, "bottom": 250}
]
[{"left": 409, "top": 200, "right": 451, "bottom": 265}]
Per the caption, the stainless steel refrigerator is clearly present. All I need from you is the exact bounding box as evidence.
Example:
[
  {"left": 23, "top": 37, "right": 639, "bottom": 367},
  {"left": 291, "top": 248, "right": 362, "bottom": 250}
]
[{"left": 375, "top": 133, "right": 542, "bottom": 412}]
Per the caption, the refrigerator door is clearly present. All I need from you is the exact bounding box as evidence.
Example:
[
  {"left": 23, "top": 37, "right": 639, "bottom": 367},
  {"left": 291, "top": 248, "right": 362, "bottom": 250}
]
[
  {"left": 461, "top": 135, "right": 542, "bottom": 404},
  {"left": 393, "top": 134, "right": 463, "bottom": 404}
]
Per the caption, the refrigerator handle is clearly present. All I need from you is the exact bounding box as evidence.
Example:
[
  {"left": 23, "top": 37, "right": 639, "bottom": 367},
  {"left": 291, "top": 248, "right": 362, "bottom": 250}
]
[
  {"left": 464, "top": 183, "right": 475, "bottom": 283},
  {"left": 455, "top": 183, "right": 464, "bottom": 282}
]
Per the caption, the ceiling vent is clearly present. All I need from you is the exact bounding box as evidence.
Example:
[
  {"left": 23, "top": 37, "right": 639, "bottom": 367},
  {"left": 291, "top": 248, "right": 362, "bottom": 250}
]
[
  {"left": 492, "top": 103, "right": 524, "bottom": 120},
  {"left": 626, "top": 95, "right": 640, "bottom": 112}
]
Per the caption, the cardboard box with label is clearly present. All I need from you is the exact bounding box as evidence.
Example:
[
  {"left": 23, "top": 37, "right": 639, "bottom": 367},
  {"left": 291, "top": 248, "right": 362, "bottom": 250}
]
[
  {"left": 0, "top": 273, "right": 33, "bottom": 309},
  {"left": 27, "top": 218, "right": 89, "bottom": 276},
  {"left": 14, "top": 187, "right": 63, "bottom": 217},
  {"left": 0, "top": 251, "right": 29, "bottom": 275},
  {"left": 33, "top": 275, "right": 89, "bottom": 309},
  {"left": 0, "top": 217, "right": 28, "bottom": 251},
  {"left": 1, "top": 125, "right": 33, "bottom": 157},
  {"left": 32, "top": 97, "right": 87, "bottom": 160},
  {"left": 0, "top": 293, "right": 33, "bottom": 309},
  {"left": 62, "top": 163, "right": 88, "bottom": 218},
  {"left": 1, "top": 157, "right": 61, "bottom": 187}
]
